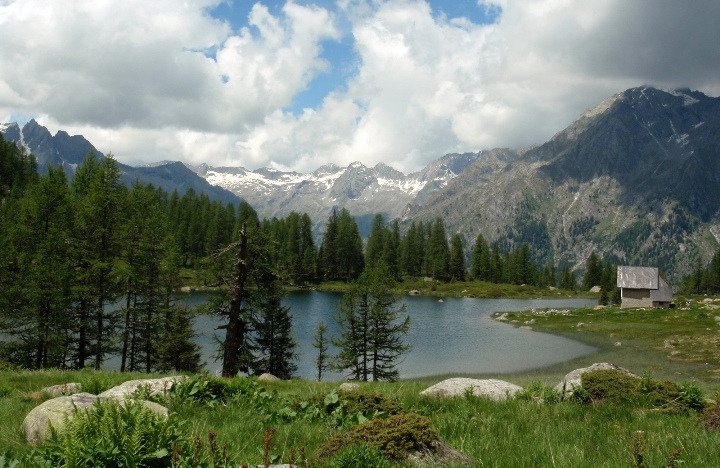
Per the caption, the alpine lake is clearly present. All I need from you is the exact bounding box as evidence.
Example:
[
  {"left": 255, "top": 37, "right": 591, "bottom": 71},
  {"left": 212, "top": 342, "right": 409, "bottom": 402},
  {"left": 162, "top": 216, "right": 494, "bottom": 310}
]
[{"left": 152, "top": 291, "right": 599, "bottom": 381}]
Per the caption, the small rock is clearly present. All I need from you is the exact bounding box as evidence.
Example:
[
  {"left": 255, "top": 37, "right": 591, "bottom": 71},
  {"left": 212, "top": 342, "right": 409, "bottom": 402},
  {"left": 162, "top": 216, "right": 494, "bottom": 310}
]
[
  {"left": 39, "top": 382, "right": 82, "bottom": 397},
  {"left": 257, "top": 373, "right": 280, "bottom": 382},
  {"left": 180, "top": 286, "right": 192, "bottom": 293},
  {"left": 614, "top": 342, "right": 622, "bottom": 347},
  {"left": 409, "top": 289, "right": 420, "bottom": 295},
  {"left": 338, "top": 382, "right": 360, "bottom": 392},
  {"left": 547, "top": 286, "right": 557, "bottom": 291},
  {"left": 99, "top": 376, "right": 185, "bottom": 400},
  {"left": 589, "top": 286, "right": 601, "bottom": 293},
  {"left": 554, "top": 363, "right": 637, "bottom": 396},
  {"left": 420, "top": 378, "right": 522, "bottom": 401},
  {"left": 408, "top": 438, "right": 475, "bottom": 466},
  {"left": 593, "top": 305, "right": 606, "bottom": 310},
  {"left": 495, "top": 313, "right": 508, "bottom": 321},
  {"left": 438, "top": 298, "right": 444, "bottom": 303}
]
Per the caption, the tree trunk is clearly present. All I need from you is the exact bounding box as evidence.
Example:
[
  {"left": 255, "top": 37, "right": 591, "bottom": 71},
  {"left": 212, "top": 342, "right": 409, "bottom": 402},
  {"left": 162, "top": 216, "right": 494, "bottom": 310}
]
[
  {"left": 222, "top": 225, "right": 249, "bottom": 377},
  {"left": 120, "top": 291, "right": 132, "bottom": 372}
]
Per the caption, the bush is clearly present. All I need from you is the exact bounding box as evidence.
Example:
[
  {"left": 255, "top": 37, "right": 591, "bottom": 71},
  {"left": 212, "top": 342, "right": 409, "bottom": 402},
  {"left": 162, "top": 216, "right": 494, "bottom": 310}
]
[
  {"left": 36, "top": 400, "right": 187, "bottom": 467},
  {"left": 581, "top": 369, "right": 640, "bottom": 403},
  {"left": 580, "top": 370, "right": 705, "bottom": 412},
  {"left": 317, "top": 413, "right": 438, "bottom": 462},
  {"left": 329, "top": 444, "right": 392, "bottom": 468}
]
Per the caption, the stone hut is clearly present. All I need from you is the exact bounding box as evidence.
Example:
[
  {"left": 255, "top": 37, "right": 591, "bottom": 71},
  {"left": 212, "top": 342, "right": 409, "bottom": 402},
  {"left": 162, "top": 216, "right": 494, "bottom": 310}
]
[{"left": 616, "top": 266, "right": 672, "bottom": 308}]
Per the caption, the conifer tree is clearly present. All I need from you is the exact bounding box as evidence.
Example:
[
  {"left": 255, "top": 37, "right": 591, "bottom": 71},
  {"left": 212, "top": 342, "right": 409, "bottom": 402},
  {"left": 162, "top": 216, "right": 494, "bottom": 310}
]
[
  {"left": 312, "top": 322, "right": 329, "bottom": 381},
  {"left": 471, "top": 234, "right": 491, "bottom": 281},
  {"left": 449, "top": 234, "right": 466, "bottom": 281},
  {"left": 583, "top": 251, "right": 603, "bottom": 290},
  {"left": 559, "top": 266, "right": 577, "bottom": 291},
  {"left": 249, "top": 279, "right": 298, "bottom": 379},
  {"left": 365, "top": 214, "right": 386, "bottom": 271},
  {"left": 333, "top": 262, "right": 410, "bottom": 381},
  {"left": 71, "top": 153, "right": 126, "bottom": 370}
]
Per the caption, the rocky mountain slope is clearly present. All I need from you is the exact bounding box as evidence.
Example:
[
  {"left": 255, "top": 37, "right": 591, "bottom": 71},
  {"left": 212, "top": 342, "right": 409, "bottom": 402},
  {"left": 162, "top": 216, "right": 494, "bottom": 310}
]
[
  {"left": 0, "top": 121, "right": 239, "bottom": 204},
  {"left": 407, "top": 86, "right": 720, "bottom": 280},
  {"left": 193, "top": 152, "right": 480, "bottom": 234}
]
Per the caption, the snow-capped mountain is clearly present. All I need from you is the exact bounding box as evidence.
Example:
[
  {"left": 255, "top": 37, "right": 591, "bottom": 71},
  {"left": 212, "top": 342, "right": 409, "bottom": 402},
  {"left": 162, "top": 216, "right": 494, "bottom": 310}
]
[{"left": 192, "top": 153, "right": 481, "bottom": 232}]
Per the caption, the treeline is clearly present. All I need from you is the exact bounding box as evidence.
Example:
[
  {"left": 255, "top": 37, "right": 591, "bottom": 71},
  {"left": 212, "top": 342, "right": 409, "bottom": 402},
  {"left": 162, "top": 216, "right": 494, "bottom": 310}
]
[
  {"left": 680, "top": 247, "right": 720, "bottom": 295},
  {"left": 0, "top": 148, "right": 201, "bottom": 371},
  {"left": 0, "top": 144, "right": 302, "bottom": 376}
]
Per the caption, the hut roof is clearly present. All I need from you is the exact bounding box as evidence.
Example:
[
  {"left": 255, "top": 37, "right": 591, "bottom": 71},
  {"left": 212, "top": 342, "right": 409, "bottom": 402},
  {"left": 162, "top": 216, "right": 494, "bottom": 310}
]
[{"left": 617, "top": 266, "right": 659, "bottom": 289}]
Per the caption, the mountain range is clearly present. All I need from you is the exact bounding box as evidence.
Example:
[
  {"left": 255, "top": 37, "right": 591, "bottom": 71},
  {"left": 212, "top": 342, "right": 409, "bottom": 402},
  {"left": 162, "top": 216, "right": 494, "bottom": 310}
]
[
  {"left": 2, "top": 85, "right": 719, "bottom": 280},
  {"left": 0, "top": 120, "right": 240, "bottom": 205}
]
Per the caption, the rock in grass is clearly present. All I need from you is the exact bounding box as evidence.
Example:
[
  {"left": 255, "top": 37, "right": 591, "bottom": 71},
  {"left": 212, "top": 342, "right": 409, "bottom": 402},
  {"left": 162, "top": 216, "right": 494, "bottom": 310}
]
[
  {"left": 22, "top": 393, "right": 169, "bottom": 445},
  {"left": 22, "top": 393, "right": 100, "bottom": 445},
  {"left": 99, "top": 376, "right": 185, "bottom": 400},
  {"left": 39, "top": 382, "right": 82, "bottom": 397},
  {"left": 257, "top": 373, "right": 280, "bottom": 382},
  {"left": 420, "top": 378, "right": 522, "bottom": 401},
  {"left": 554, "top": 362, "right": 637, "bottom": 396},
  {"left": 338, "top": 382, "right": 360, "bottom": 392},
  {"left": 408, "top": 438, "right": 475, "bottom": 466}
]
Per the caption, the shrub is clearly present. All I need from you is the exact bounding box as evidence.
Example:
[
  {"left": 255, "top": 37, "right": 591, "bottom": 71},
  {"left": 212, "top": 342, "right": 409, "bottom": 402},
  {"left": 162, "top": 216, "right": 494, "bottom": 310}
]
[
  {"left": 317, "top": 413, "right": 437, "bottom": 462},
  {"left": 581, "top": 370, "right": 640, "bottom": 403},
  {"left": 328, "top": 444, "right": 392, "bottom": 468}
]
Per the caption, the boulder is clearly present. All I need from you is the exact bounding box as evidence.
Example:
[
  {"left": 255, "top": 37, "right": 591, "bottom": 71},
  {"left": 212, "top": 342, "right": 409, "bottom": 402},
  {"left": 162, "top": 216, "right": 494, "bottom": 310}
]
[
  {"left": 420, "top": 378, "right": 522, "bottom": 401},
  {"left": 554, "top": 362, "right": 637, "bottom": 396},
  {"left": 22, "top": 393, "right": 170, "bottom": 445},
  {"left": 99, "top": 376, "right": 185, "bottom": 400},
  {"left": 257, "top": 373, "right": 280, "bottom": 382},
  {"left": 40, "top": 382, "right": 82, "bottom": 397},
  {"left": 22, "top": 392, "right": 99, "bottom": 445},
  {"left": 589, "top": 286, "right": 601, "bottom": 293},
  {"left": 338, "top": 382, "right": 360, "bottom": 392}
]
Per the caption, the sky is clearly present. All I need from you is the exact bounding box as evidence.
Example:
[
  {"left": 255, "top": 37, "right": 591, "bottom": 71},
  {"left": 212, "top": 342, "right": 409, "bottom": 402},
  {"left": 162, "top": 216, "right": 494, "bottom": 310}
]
[{"left": 0, "top": 0, "right": 719, "bottom": 173}]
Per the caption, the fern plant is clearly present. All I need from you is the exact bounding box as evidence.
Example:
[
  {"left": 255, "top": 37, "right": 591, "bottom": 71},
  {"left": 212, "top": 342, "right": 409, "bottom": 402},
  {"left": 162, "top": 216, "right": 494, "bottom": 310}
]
[{"left": 37, "top": 400, "right": 186, "bottom": 467}]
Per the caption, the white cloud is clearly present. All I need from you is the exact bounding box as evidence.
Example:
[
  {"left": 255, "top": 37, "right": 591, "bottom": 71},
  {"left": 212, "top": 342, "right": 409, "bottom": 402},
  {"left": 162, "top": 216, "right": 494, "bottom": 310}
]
[{"left": 1, "top": 0, "right": 719, "bottom": 173}]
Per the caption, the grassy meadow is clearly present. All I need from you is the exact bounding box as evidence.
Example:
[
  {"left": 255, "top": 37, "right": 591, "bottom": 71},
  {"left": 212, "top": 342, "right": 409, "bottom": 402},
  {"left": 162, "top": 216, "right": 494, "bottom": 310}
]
[{"left": 3, "top": 298, "right": 720, "bottom": 466}]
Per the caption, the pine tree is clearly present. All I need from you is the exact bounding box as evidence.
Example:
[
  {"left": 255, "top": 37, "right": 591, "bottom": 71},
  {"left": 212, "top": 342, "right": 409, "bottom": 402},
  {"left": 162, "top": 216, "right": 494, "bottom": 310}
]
[
  {"left": 333, "top": 262, "right": 410, "bottom": 381},
  {"left": 365, "top": 214, "right": 386, "bottom": 271},
  {"left": 449, "top": 234, "right": 466, "bottom": 281},
  {"left": 71, "top": 153, "right": 126, "bottom": 369},
  {"left": 470, "top": 234, "right": 491, "bottom": 281},
  {"left": 0, "top": 166, "right": 74, "bottom": 368},
  {"left": 249, "top": 280, "right": 298, "bottom": 379},
  {"left": 559, "top": 266, "right": 577, "bottom": 291},
  {"left": 335, "top": 209, "right": 364, "bottom": 281},
  {"left": 312, "top": 322, "right": 329, "bottom": 381},
  {"left": 155, "top": 306, "right": 202, "bottom": 372},
  {"left": 582, "top": 251, "right": 603, "bottom": 290},
  {"left": 426, "top": 218, "right": 450, "bottom": 281}
]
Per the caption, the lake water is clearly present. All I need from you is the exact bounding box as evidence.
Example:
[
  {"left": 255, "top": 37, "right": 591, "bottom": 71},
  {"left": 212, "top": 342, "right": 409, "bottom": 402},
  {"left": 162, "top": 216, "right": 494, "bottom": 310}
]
[{"left": 174, "top": 291, "right": 598, "bottom": 380}]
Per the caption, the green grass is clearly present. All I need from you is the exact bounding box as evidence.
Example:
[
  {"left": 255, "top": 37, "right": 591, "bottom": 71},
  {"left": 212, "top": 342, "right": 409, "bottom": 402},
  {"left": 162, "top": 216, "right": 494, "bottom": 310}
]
[
  {"left": 495, "top": 299, "right": 720, "bottom": 388},
  {"left": 310, "top": 278, "right": 589, "bottom": 299},
  {"left": 3, "top": 369, "right": 720, "bottom": 466}
]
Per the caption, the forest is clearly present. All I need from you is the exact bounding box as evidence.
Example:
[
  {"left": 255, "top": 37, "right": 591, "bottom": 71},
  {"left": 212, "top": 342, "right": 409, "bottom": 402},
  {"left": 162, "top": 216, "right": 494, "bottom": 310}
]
[{"left": 1, "top": 136, "right": 622, "bottom": 376}]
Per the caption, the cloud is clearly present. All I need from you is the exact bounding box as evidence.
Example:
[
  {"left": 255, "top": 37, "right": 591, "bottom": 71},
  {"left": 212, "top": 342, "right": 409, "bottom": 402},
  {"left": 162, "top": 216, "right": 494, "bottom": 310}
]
[{"left": 1, "top": 0, "right": 719, "bottom": 173}]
